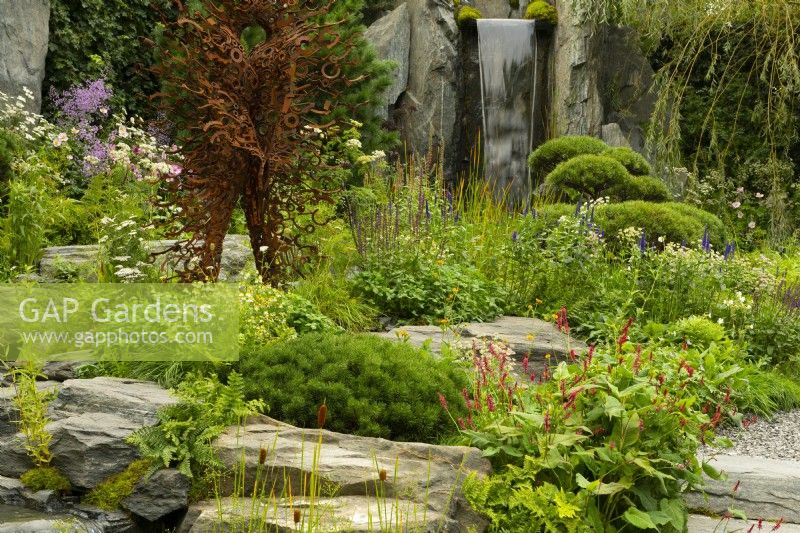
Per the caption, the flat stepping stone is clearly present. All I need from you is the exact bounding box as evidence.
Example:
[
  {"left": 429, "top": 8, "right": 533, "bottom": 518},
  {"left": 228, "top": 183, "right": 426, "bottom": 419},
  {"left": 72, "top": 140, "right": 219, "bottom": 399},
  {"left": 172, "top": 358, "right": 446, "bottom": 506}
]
[
  {"left": 688, "top": 514, "right": 800, "bottom": 532},
  {"left": 686, "top": 455, "right": 800, "bottom": 524},
  {"left": 375, "top": 316, "right": 586, "bottom": 373}
]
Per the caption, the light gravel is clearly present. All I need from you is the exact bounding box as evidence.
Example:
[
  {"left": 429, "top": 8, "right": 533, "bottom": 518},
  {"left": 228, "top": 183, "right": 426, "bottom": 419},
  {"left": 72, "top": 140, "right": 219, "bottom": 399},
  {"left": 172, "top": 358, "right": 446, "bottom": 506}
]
[{"left": 701, "top": 409, "right": 800, "bottom": 461}]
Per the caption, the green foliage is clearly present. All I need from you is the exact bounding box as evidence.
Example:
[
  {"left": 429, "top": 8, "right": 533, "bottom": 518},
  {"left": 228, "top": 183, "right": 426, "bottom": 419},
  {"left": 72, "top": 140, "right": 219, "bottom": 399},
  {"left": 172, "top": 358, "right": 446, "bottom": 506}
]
[
  {"left": 128, "top": 372, "right": 264, "bottom": 489},
  {"left": 545, "top": 154, "right": 669, "bottom": 202},
  {"left": 603, "top": 147, "right": 652, "bottom": 176},
  {"left": 83, "top": 459, "right": 152, "bottom": 510},
  {"left": 528, "top": 136, "right": 608, "bottom": 183},
  {"left": 524, "top": 1, "right": 558, "bottom": 24},
  {"left": 0, "top": 129, "right": 20, "bottom": 201},
  {"left": 351, "top": 255, "right": 501, "bottom": 324},
  {"left": 456, "top": 338, "right": 735, "bottom": 531},
  {"left": 294, "top": 265, "right": 379, "bottom": 331},
  {"left": 45, "top": 0, "right": 168, "bottom": 117},
  {"left": 538, "top": 202, "right": 725, "bottom": 248},
  {"left": 239, "top": 282, "right": 339, "bottom": 347},
  {"left": 457, "top": 6, "right": 483, "bottom": 27},
  {"left": 20, "top": 466, "right": 71, "bottom": 493},
  {"left": 6, "top": 177, "right": 47, "bottom": 270},
  {"left": 318, "top": 0, "right": 395, "bottom": 152},
  {"left": 9, "top": 363, "right": 56, "bottom": 467},
  {"left": 238, "top": 333, "right": 468, "bottom": 442},
  {"left": 671, "top": 316, "right": 726, "bottom": 348}
]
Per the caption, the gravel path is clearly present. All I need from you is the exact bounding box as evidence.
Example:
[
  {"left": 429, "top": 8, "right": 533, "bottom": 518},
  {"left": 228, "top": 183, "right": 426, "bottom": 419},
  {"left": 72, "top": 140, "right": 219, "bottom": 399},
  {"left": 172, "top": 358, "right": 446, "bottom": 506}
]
[{"left": 701, "top": 410, "right": 800, "bottom": 461}]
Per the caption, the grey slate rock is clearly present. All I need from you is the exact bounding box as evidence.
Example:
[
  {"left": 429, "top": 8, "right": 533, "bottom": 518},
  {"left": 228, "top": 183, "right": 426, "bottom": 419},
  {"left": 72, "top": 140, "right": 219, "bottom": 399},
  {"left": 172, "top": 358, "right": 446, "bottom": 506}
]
[
  {"left": 0, "top": 0, "right": 49, "bottom": 113},
  {"left": 364, "top": 3, "right": 411, "bottom": 120},
  {"left": 121, "top": 469, "right": 189, "bottom": 522},
  {"left": 685, "top": 455, "right": 800, "bottom": 524}
]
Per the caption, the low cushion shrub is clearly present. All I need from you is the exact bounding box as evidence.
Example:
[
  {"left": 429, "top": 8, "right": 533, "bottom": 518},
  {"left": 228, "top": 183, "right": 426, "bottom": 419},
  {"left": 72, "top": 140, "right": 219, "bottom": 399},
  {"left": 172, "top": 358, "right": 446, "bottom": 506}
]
[
  {"left": 528, "top": 135, "right": 608, "bottom": 183},
  {"left": 457, "top": 6, "right": 482, "bottom": 27},
  {"left": 238, "top": 332, "right": 468, "bottom": 442},
  {"left": 544, "top": 154, "right": 669, "bottom": 202},
  {"left": 538, "top": 201, "right": 727, "bottom": 248},
  {"left": 524, "top": 0, "right": 558, "bottom": 24},
  {"left": 603, "top": 146, "right": 652, "bottom": 176}
]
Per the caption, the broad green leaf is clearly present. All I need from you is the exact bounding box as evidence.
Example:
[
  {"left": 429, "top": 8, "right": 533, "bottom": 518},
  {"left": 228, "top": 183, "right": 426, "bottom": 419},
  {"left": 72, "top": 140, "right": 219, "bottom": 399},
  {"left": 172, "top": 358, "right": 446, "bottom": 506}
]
[
  {"left": 702, "top": 461, "right": 724, "bottom": 480},
  {"left": 604, "top": 396, "right": 624, "bottom": 418},
  {"left": 623, "top": 507, "right": 658, "bottom": 530}
]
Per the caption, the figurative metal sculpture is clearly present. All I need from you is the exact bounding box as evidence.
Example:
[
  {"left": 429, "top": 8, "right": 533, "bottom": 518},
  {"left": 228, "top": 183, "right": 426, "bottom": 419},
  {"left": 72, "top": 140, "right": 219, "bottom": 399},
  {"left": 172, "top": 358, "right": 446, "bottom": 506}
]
[{"left": 154, "top": 0, "right": 364, "bottom": 283}]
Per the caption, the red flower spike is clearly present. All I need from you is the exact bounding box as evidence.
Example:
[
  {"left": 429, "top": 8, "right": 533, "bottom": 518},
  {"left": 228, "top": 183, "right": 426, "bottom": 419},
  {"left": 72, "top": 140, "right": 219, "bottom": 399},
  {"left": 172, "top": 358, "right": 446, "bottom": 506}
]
[{"left": 437, "top": 392, "right": 448, "bottom": 411}]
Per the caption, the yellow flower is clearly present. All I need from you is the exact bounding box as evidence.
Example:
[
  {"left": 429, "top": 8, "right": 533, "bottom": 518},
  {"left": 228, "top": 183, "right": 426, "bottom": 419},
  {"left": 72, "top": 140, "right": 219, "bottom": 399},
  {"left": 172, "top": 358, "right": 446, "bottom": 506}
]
[
  {"left": 452, "top": 287, "right": 460, "bottom": 294},
  {"left": 536, "top": 298, "right": 543, "bottom": 305},
  {"left": 439, "top": 318, "right": 450, "bottom": 326},
  {"left": 436, "top": 259, "right": 445, "bottom": 265},
  {"left": 552, "top": 313, "right": 559, "bottom": 320},
  {"left": 545, "top": 353, "right": 551, "bottom": 359},
  {"left": 526, "top": 334, "right": 536, "bottom": 341}
]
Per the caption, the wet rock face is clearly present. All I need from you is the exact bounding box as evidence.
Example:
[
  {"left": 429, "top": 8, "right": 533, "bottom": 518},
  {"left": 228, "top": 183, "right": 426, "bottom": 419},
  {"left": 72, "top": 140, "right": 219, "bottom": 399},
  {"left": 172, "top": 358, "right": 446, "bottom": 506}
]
[{"left": 0, "top": 0, "right": 50, "bottom": 113}]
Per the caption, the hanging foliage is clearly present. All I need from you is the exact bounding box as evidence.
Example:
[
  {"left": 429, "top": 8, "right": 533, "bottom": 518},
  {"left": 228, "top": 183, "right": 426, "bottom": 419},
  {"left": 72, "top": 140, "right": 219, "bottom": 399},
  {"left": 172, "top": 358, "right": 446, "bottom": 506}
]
[{"left": 570, "top": 0, "right": 800, "bottom": 242}]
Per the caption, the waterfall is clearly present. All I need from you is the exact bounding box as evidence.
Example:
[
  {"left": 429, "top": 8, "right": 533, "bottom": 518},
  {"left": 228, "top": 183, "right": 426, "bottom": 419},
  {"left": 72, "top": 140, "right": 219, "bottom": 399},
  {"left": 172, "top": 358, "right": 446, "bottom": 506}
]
[{"left": 477, "top": 19, "right": 539, "bottom": 203}]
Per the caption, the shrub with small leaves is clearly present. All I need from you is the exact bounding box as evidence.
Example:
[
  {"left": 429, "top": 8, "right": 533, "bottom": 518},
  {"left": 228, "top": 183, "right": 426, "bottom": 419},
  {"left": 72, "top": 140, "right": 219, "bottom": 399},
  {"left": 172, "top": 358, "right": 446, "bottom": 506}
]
[
  {"left": 528, "top": 135, "right": 607, "bottom": 183},
  {"left": 524, "top": 0, "right": 558, "bottom": 24},
  {"left": 545, "top": 154, "right": 668, "bottom": 202},
  {"left": 238, "top": 333, "right": 468, "bottom": 442},
  {"left": 457, "top": 6, "right": 483, "bottom": 27},
  {"left": 603, "top": 146, "right": 652, "bottom": 176}
]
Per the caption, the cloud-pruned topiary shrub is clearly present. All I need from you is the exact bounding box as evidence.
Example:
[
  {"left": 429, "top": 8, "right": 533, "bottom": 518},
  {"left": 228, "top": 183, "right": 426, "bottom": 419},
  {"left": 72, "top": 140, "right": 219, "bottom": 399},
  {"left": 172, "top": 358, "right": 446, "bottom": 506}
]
[
  {"left": 538, "top": 201, "right": 727, "bottom": 248},
  {"left": 528, "top": 135, "right": 607, "bottom": 183},
  {"left": 238, "top": 333, "right": 468, "bottom": 442},
  {"left": 603, "top": 146, "right": 652, "bottom": 176},
  {"left": 524, "top": 1, "right": 558, "bottom": 24},
  {"left": 544, "top": 154, "right": 669, "bottom": 202},
  {"left": 457, "top": 6, "right": 483, "bottom": 28}
]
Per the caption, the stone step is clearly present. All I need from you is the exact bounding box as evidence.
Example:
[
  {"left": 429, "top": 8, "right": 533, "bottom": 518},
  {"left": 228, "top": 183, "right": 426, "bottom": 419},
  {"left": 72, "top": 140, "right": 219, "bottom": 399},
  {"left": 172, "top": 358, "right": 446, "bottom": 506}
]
[
  {"left": 686, "top": 455, "right": 800, "bottom": 524},
  {"left": 688, "top": 514, "right": 799, "bottom": 532}
]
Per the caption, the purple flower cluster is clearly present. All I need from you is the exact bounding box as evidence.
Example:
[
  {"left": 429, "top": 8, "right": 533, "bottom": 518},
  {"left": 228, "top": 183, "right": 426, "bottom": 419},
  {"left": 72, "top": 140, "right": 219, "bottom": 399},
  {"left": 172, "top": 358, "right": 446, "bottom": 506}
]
[
  {"left": 50, "top": 79, "right": 112, "bottom": 119},
  {"left": 49, "top": 78, "right": 114, "bottom": 179}
]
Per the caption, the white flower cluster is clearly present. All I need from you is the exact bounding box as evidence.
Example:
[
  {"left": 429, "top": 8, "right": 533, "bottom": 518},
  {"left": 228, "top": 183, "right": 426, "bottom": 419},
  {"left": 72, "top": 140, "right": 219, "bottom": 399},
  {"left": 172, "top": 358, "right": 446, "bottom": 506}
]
[
  {"left": 0, "top": 89, "right": 55, "bottom": 142},
  {"left": 356, "top": 150, "right": 386, "bottom": 165}
]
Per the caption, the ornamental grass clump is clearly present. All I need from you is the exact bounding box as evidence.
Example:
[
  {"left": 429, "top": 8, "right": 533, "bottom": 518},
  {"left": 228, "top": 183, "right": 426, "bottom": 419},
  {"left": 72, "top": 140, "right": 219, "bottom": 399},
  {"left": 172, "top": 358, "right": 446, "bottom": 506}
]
[{"left": 446, "top": 318, "right": 742, "bottom": 531}]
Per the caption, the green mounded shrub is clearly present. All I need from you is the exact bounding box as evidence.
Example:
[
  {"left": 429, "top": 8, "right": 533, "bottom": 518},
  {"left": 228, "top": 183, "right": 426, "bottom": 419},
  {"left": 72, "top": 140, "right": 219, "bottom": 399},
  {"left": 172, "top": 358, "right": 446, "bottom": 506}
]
[
  {"left": 238, "top": 333, "right": 468, "bottom": 442},
  {"left": 528, "top": 135, "right": 607, "bottom": 182},
  {"left": 603, "top": 146, "right": 652, "bottom": 176},
  {"left": 83, "top": 459, "right": 152, "bottom": 510},
  {"left": 524, "top": 0, "right": 558, "bottom": 24},
  {"left": 671, "top": 316, "right": 726, "bottom": 348},
  {"left": 623, "top": 175, "right": 671, "bottom": 202},
  {"left": 457, "top": 6, "right": 483, "bottom": 27},
  {"left": 538, "top": 201, "right": 726, "bottom": 248},
  {"left": 544, "top": 154, "right": 669, "bottom": 202},
  {"left": 20, "top": 466, "right": 71, "bottom": 493}
]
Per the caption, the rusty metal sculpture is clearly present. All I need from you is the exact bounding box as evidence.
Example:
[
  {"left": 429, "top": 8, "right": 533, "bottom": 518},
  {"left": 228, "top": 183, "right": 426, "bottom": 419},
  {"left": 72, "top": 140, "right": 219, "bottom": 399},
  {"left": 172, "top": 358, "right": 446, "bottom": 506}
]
[{"left": 153, "top": 0, "right": 365, "bottom": 283}]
